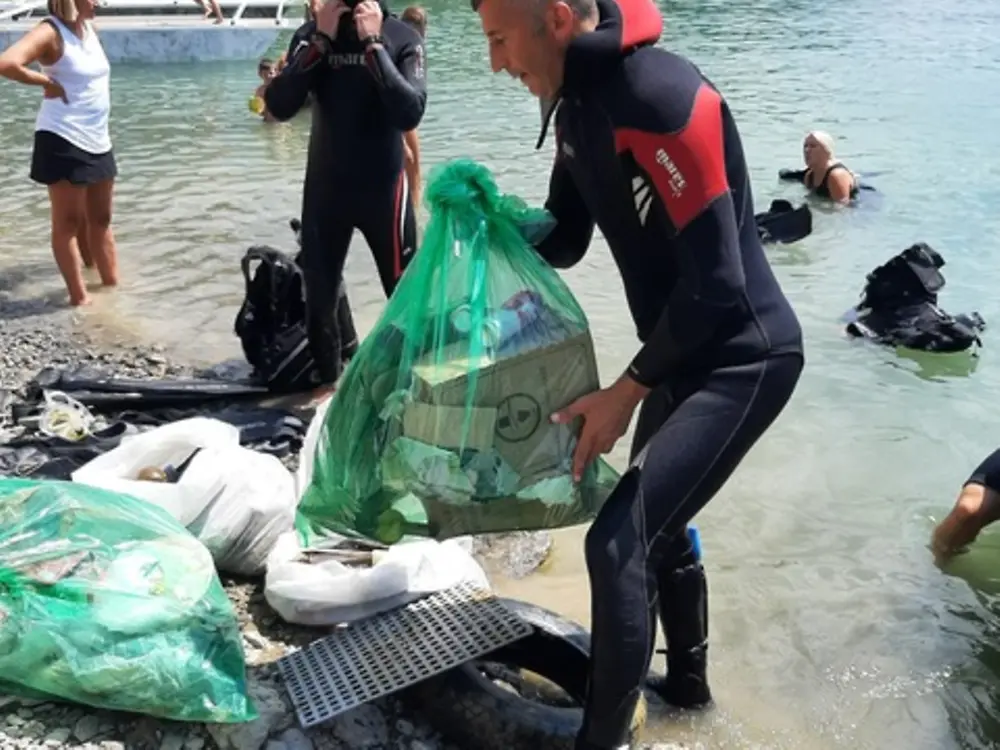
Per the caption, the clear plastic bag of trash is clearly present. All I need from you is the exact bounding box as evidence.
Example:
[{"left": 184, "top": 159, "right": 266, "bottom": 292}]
[
  {"left": 0, "top": 478, "right": 256, "bottom": 723},
  {"left": 296, "top": 159, "right": 619, "bottom": 546}
]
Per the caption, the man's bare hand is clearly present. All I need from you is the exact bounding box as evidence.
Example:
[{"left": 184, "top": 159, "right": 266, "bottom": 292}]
[
  {"left": 354, "top": 0, "right": 383, "bottom": 40},
  {"left": 315, "top": 0, "right": 351, "bottom": 38}
]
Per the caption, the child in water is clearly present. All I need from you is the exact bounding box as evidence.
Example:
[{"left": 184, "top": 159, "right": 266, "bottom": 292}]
[
  {"left": 251, "top": 58, "right": 279, "bottom": 122},
  {"left": 400, "top": 6, "right": 426, "bottom": 211}
]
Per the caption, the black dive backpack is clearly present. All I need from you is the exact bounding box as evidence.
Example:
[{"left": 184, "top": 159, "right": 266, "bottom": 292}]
[
  {"left": 234, "top": 246, "right": 320, "bottom": 393},
  {"left": 846, "top": 243, "right": 986, "bottom": 353}
]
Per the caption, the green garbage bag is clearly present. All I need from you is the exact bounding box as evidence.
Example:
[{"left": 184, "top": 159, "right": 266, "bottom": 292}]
[
  {"left": 297, "top": 159, "right": 619, "bottom": 545},
  {"left": 0, "top": 478, "right": 256, "bottom": 723}
]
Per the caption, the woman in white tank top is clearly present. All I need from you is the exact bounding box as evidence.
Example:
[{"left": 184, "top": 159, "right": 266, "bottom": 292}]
[{"left": 0, "top": 0, "right": 119, "bottom": 306}]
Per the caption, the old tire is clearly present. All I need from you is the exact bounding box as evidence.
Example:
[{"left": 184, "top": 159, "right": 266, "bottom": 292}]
[{"left": 402, "top": 598, "right": 646, "bottom": 750}]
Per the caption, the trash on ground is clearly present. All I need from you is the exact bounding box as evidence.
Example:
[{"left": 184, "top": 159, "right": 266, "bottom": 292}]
[
  {"left": 1, "top": 367, "right": 308, "bottom": 481},
  {"left": 264, "top": 530, "right": 488, "bottom": 626},
  {"left": 277, "top": 581, "right": 533, "bottom": 728},
  {"left": 296, "top": 159, "right": 619, "bottom": 545},
  {"left": 19, "top": 365, "right": 269, "bottom": 413},
  {"left": 0, "top": 477, "right": 256, "bottom": 723},
  {"left": 72, "top": 417, "right": 297, "bottom": 576}
]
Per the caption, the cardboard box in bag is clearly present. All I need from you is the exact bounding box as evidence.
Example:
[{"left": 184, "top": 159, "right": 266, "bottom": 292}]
[{"left": 402, "top": 331, "right": 600, "bottom": 490}]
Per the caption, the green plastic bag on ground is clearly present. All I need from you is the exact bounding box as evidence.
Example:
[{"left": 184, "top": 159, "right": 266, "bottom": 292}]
[
  {"left": 0, "top": 478, "right": 256, "bottom": 723},
  {"left": 297, "top": 159, "right": 619, "bottom": 545}
]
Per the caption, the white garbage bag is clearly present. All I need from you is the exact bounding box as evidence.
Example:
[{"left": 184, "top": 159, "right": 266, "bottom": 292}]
[
  {"left": 264, "top": 532, "right": 490, "bottom": 626},
  {"left": 72, "top": 417, "right": 297, "bottom": 576},
  {"left": 293, "top": 395, "right": 331, "bottom": 503},
  {"left": 71, "top": 417, "right": 236, "bottom": 526}
]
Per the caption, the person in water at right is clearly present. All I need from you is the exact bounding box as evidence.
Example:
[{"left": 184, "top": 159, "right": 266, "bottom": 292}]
[
  {"left": 472, "top": 0, "right": 804, "bottom": 747},
  {"left": 801, "top": 130, "right": 858, "bottom": 203},
  {"left": 932, "top": 449, "right": 1000, "bottom": 560},
  {"left": 400, "top": 5, "right": 426, "bottom": 211}
]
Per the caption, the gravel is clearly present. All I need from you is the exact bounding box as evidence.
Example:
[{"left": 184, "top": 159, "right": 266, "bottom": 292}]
[{"left": 0, "top": 295, "right": 686, "bottom": 750}]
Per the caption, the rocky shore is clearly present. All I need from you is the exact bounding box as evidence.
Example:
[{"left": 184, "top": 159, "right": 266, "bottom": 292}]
[{"left": 0, "top": 295, "right": 684, "bottom": 750}]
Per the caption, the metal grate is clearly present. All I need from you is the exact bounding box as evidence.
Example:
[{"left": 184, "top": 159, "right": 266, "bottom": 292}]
[{"left": 277, "top": 582, "right": 533, "bottom": 728}]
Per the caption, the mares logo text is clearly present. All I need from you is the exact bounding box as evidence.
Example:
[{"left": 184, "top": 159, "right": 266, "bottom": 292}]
[{"left": 328, "top": 53, "right": 366, "bottom": 67}]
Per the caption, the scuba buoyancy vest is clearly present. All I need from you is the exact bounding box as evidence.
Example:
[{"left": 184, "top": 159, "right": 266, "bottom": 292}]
[
  {"left": 755, "top": 199, "right": 813, "bottom": 245},
  {"left": 234, "top": 244, "right": 321, "bottom": 393},
  {"left": 845, "top": 243, "right": 986, "bottom": 353}
]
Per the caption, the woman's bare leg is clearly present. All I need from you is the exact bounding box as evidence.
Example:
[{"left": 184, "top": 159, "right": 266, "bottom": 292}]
[
  {"left": 84, "top": 178, "right": 119, "bottom": 288},
  {"left": 403, "top": 129, "right": 422, "bottom": 211},
  {"left": 77, "top": 212, "right": 95, "bottom": 268},
  {"left": 47, "top": 182, "right": 90, "bottom": 306}
]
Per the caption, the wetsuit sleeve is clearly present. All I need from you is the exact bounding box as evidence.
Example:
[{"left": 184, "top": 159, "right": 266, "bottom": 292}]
[
  {"left": 364, "top": 31, "right": 426, "bottom": 132},
  {"left": 265, "top": 23, "right": 324, "bottom": 122},
  {"left": 968, "top": 449, "right": 1000, "bottom": 493},
  {"left": 617, "top": 85, "right": 746, "bottom": 387},
  {"left": 533, "top": 152, "right": 595, "bottom": 269}
]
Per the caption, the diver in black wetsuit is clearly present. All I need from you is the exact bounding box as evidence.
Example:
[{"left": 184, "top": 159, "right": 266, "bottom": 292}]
[
  {"left": 265, "top": 0, "right": 427, "bottom": 388},
  {"left": 473, "top": 0, "right": 804, "bottom": 747}
]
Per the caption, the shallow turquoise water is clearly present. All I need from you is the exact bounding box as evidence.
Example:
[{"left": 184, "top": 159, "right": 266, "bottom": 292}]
[{"left": 3, "top": 0, "right": 1000, "bottom": 747}]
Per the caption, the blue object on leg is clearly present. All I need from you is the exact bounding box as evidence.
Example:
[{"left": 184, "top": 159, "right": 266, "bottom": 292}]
[{"left": 687, "top": 526, "right": 702, "bottom": 561}]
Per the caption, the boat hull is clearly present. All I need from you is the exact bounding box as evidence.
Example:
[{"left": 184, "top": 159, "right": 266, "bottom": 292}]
[{"left": 0, "top": 21, "right": 285, "bottom": 63}]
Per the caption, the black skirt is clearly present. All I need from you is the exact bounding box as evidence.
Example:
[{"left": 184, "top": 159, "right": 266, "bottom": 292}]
[{"left": 30, "top": 130, "right": 118, "bottom": 186}]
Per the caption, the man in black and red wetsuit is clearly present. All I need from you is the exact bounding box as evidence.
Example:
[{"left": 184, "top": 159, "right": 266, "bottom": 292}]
[
  {"left": 473, "top": 0, "right": 804, "bottom": 747},
  {"left": 266, "top": 0, "right": 426, "bottom": 390}
]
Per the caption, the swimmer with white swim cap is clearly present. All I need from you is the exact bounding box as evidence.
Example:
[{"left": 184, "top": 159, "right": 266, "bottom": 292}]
[{"left": 802, "top": 130, "right": 858, "bottom": 203}]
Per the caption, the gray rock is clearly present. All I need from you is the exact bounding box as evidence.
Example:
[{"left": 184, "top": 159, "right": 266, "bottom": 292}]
[
  {"left": 472, "top": 531, "right": 553, "bottom": 578},
  {"left": 74, "top": 714, "right": 101, "bottom": 742},
  {"left": 185, "top": 735, "right": 206, "bottom": 750},
  {"left": 333, "top": 705, "right": 388, "bottom": 748},
  {"left": 275, "top": 728, "right": 314, "bottom": 750},
  {"left": 43, "top": 727, "right": 72, "bottom": 744},
  {"left": 244, "top": 629, "right": 270, "bottom": 650},
  {"left": 160, "top": 731, "right": 186, "bottom": 750},
  {"left": 207, "top": 679, "right": 291, "bottom": 750}
]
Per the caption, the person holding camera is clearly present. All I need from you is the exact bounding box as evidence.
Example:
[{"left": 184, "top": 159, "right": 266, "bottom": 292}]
[{"left": 265, "top": 0, "right": 426, "bottom": 393}]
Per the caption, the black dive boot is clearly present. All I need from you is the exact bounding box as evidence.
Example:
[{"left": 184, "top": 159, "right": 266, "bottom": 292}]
[{"left": 646, "top": 552, "right": 713, "bottom": 710}]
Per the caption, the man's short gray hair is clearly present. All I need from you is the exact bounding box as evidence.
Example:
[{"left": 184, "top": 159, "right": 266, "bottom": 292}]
[{"left": 470, "top": 0, "right": 597, "bottom": 17}]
